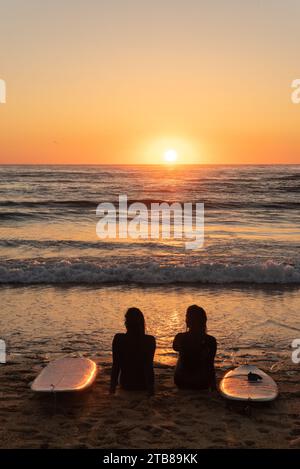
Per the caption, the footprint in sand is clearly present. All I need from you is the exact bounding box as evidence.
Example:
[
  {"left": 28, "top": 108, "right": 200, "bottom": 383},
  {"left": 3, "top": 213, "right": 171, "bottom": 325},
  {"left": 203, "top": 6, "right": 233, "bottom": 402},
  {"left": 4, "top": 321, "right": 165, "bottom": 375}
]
[
  {"left": 290, "top": 428, "right": 300, "bottom": 437},
  {"left": 141, "top": 424, "right": 164, "bottom": 437},
  {"left": 212, "top": 437, "right": 227, "bottom": 444},
  {"left": 241, "top": 440, "right": 255, "bottom": 447},
  {"left": 210, "top": 426, "right": 224, "bottom": 432},
  {"left": 103, "top": 418, "right": 119, "bottom": 424},
  {"left": 258, "top": 428, "right": 270, "bottom": 434}
]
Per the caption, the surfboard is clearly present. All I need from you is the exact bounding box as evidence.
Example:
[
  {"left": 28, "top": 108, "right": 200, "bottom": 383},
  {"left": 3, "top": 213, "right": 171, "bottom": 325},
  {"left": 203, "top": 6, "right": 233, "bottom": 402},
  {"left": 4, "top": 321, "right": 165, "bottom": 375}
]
[
  {"left": 219, "top": 364, "right": 278, "bottom": 402},
  {"left": 31, "top": 357, "right": 97, "bottom": 392}
]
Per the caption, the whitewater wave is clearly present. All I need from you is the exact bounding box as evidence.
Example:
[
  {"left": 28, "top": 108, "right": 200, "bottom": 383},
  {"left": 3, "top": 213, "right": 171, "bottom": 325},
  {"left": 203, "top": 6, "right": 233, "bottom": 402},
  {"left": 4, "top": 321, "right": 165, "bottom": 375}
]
[{"left": 0, "top": 260, "right": 299, "bottom": 285}]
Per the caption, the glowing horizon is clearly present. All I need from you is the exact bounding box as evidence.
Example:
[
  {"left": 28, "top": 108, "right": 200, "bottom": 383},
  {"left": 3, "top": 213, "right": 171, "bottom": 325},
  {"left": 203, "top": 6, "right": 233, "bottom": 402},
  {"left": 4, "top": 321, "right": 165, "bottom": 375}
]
[{"left": 1, "top": 1, "right": 300, "bottom": 165}]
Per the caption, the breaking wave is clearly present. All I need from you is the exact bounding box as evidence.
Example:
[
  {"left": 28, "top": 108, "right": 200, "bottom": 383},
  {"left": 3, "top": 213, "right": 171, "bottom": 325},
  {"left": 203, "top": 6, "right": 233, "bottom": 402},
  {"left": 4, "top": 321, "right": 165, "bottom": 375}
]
[{"left": 0, "top": 259, "right": 299, "bottom": 285}]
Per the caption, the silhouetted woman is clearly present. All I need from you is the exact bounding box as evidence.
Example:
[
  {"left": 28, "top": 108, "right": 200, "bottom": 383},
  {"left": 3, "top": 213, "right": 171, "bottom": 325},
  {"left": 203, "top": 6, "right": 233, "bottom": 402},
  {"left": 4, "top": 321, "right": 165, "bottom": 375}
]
[
  {"left": 173, "top": 305, "right": 217, "bottom": 390},
  {"left": 110, "top": 308, "right": 156, "bottom": 395}
]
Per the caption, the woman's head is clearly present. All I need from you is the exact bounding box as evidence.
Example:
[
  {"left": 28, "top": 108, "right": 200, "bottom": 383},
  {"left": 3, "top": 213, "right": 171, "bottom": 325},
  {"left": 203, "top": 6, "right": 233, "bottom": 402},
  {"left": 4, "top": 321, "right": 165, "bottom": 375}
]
[
  {"left": 125, "top": 307, "right": 145, "bottom": 335},
  {"left": 186, "top": 304, "right": 207, "bottom": 334}
]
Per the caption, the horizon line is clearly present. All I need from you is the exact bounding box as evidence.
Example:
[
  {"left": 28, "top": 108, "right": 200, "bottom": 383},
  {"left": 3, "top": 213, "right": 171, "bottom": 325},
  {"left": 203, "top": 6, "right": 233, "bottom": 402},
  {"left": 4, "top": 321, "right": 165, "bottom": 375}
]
[{"left": 0, "top": 163, "right": 299, "bottom": 166}]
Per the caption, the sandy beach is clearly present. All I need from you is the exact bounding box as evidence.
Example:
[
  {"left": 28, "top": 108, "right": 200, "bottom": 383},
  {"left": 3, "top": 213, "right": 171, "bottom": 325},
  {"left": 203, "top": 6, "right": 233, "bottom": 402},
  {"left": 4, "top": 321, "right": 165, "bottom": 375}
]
[{"left": 1, "top": 358, "right": 299, "bottom": 449}]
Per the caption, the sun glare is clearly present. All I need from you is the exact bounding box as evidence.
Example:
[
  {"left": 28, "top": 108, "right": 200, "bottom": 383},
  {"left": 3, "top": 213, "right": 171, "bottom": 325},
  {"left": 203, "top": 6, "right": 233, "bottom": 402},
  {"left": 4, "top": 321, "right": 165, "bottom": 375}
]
[
  {"left": 140, "top": 136, "right": 199, "bottom": 164},
  {"left": 164, "top": 149, "right": 178, "bottom": 164}
]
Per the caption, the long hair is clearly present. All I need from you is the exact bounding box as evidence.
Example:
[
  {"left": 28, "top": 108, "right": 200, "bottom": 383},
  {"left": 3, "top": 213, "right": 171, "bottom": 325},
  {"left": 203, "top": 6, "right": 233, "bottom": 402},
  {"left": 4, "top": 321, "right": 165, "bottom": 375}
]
[
  {"left": 125, "top": 307, "right": 145, "bottom": 336},
  {"left": 186, "top": 304, "right": 207, "bottom": 335}
]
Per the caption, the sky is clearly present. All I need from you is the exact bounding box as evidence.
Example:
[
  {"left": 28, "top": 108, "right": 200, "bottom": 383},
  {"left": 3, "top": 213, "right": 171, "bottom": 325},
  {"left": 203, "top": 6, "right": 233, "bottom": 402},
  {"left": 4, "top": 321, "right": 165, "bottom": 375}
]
[{"left": 0, "top": 0, "right": 300, "bottom": 164}]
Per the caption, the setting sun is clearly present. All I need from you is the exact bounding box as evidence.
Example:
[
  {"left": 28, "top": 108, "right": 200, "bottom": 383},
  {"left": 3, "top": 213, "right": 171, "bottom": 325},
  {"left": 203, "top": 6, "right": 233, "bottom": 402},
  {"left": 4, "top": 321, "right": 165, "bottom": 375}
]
[
  {"left": 163, "top": 149, "right": 178, "bottom": 164},
  {"left": 140, "top": 137, "right": 199, "bottom": 164}
]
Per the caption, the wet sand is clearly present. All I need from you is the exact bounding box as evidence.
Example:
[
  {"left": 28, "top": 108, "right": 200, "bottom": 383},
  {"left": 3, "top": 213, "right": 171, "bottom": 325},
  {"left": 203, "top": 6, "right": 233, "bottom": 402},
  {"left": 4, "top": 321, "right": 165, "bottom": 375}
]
[{"left": 0, "top": 359, "right": 299, "bottom": 449}]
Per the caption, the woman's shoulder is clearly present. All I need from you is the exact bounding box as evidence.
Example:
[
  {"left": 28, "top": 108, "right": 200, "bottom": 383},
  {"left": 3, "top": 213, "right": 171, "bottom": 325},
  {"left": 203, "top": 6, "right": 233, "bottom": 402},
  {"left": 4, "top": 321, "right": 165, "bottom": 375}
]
[
  {"left": 206, "top": 334, "right": 217, "bottom": 345},
  {"left": 113, "top": 333, "right": 126, "bottom": 342},
  {"left": 174, "top": 332, "right": 188, "bottom": 343},
  {"left": 145, "top": 334, "right": 156, "bottom": 343}
]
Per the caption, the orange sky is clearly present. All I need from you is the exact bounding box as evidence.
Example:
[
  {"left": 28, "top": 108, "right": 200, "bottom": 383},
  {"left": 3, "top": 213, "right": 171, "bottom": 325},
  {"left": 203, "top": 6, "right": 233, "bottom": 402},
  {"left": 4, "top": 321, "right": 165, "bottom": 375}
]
[{"left": 0, "top": 1, "right": 300, "bottom": 164}]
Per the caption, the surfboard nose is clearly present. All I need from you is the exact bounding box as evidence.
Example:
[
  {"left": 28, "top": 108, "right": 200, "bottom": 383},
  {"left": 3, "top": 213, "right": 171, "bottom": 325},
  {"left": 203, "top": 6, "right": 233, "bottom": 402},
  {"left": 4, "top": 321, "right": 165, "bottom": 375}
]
[{"left": 31, "top": 357, "right": 98, "bottom": 393}]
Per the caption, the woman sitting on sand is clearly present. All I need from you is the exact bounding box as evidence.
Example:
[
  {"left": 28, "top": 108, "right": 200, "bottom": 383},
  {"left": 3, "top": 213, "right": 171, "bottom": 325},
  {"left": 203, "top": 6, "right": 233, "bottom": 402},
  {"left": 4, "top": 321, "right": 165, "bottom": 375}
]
[
  {"left": 173, "top": 305, "right": 217, "bottom": 390},
  {"left": 110, "top": 307, "right": 156, "bottom": 395}
]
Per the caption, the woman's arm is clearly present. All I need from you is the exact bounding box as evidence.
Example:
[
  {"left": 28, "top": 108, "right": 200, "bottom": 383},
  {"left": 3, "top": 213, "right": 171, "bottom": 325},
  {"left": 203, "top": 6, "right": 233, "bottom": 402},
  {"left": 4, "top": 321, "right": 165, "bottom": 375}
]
[
  {"left": 110, "top": 334, "right": 121, "bottom": 393},
  {"left": 208, "top": 337, "right": 217, "bottom": 390},
  {"left": 144, "top": 336, "right": 156, "bottom": 396},
  {"left": 173, "top": 333, "right": 183, "bottom": 352}
]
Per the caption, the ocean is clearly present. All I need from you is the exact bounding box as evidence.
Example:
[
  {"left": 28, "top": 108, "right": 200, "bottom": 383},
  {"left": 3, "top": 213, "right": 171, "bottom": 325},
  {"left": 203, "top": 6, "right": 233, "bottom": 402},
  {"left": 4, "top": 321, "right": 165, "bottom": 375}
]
[{"left": 1, "top": 165, "right": 300, "bottom": 368}]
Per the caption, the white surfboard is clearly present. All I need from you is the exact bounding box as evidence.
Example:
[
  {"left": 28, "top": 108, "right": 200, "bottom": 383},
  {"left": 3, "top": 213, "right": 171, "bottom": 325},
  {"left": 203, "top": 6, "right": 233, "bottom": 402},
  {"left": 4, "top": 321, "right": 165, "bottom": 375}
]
[
  {"left": 31, "top": 357, "right": 97, "bottom": 392},
  {"left": 219, "top": 364, "right": 278, "bottom": 402}
]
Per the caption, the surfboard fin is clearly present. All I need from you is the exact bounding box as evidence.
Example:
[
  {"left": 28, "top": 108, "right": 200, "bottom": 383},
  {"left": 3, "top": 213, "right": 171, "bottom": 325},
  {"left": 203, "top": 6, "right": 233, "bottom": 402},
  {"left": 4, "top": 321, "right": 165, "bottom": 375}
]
[{"left": 247, "top": 372, "right": 263, "bottom": 382}]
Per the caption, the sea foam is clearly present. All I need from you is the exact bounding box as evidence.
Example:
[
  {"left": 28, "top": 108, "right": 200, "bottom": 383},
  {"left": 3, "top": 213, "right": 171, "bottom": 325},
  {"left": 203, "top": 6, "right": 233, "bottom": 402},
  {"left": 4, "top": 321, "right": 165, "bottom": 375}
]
[{"left": 0, "top": 259, "right": 299, "bottom": 285}]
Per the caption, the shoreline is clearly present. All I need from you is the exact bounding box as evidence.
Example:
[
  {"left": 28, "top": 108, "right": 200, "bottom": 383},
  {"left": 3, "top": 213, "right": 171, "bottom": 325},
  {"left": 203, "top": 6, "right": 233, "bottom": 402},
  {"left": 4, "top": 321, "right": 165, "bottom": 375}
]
[{"left": 1, "top": 283, "right": 300, "bottom": 291}]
